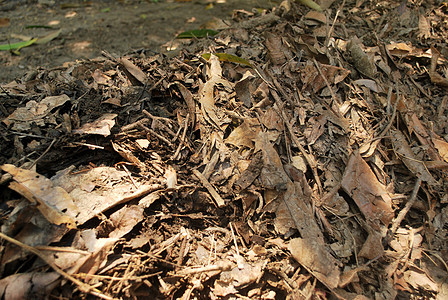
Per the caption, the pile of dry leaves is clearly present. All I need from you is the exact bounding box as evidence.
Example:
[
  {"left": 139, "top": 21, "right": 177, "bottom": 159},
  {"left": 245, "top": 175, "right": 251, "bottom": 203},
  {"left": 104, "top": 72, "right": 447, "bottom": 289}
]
[{"left": 1, "top": 0, "right": 448, "bottom": 299}]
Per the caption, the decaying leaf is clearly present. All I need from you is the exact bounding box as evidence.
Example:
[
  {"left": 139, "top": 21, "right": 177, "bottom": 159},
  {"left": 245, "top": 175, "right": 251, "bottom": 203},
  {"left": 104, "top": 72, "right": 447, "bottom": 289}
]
[
  {"left": 198, "top": 54, "right": 233, "bottom": 129},
  {"left": 225, "top": 118, "right": 261, "bottom": 148},
  {"left": 0, "top": 272, "right": 60, "bottom": 300},
  {"left": 341, "top": 151, "right": 394, "bottom": 227},
  {"left": 289, "top": 237, "right": 340, "bottom": 289},
  {"left": 118, "top": 57, "right": 147, "bottom": 85},
  {"left": 1, "top": 164, "right": 78, "bottom": 229},
  {"left": 418, "top": 15, "right": 431, "bottom": 39},
  {"left": 73, "top": 113, "right": 117, "bottom": 136},
  {"left": 51, "top": 166, "right": 163, "bottom": 224},
  {"left": 346, "top": 37, "right": 376, "bottom": 78},
  {"left": 3, "top": 94, "right": 70, "bottom": 130},
  {"left": 390, "top": 129, "right": 438, "bottom": 186}
]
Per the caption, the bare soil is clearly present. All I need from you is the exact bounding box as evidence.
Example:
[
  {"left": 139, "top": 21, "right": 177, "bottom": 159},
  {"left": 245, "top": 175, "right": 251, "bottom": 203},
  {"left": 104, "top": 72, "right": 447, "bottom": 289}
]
[{"left": 0, "top": 0, "right": 274, "bottom": 83}]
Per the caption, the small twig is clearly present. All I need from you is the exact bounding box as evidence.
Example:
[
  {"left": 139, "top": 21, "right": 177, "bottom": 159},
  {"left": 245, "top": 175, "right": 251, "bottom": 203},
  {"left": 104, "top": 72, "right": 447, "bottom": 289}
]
[
  {"left": 171, "top": 113, "right": 189, "bottom": 160},
  {"left": 142, "top": 109, "right": 177, "bottom": 135},
  {"left": 15, "top": 151, "right": 37, "bottom": 166},
  {"left": 192, "top": 169, "right": 225, "bottom": 208},
  {"left": 9, "top": 131, "right": 53, "bottom": 139},
  {"left": 0, "top": 232, "right": 114, "bottom": 300},
  {"left": 177, "top": 227, "right": 189, "bottom": 266},
  {"left": 229, "top": 222, "right": 240, "bottom": 258},
  {"left": 34, "top": 246, "right": 91, "bottom": 255},
  {"left": 72, "top": 271, "right": 162, "bottom": 281},
  {"left": 101, "top": 50, "right": 118, "bottom": 62},
  {"left": 122, "top": 164, "right": 139, "bottom": 189},
  {"left": 71, "top": 141, "right": 105, "bottom": 150},
  {"left": 325, "top": 0, "right": 345, "bottom": 49},
  {"left": 121, "top": 118, "right": 150, "bottom": 132},
  {"left": 139, "top": 124, "right": 173, "bottom": 147},
  {"left": 176, "top": 261, "right": 234, "bottom": 276},
  {"left": 148, "top": 253, "right": 182, "bottom": 268},
  {"left": 27, "top": 138, "right": 56, "bottom": 170},
  {"left": 387, "top": 178, "right": 422, "bottom": 243}
]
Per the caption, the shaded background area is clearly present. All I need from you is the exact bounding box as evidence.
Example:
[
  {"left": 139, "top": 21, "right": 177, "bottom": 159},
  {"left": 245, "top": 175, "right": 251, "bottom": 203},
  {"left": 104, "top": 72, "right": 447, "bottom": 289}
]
[{"left": 0, "top": 0, "right": 275, "bottom": 83}]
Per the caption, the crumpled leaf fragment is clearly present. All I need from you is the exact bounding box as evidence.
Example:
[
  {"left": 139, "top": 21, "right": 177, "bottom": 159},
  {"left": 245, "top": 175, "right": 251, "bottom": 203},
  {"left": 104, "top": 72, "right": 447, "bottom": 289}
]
[
  {"left": 1, "top": 164, "right": 79, "bottom": 229},
  {"left": 73, "top": 113, "right": 117, "bottom": 136}
]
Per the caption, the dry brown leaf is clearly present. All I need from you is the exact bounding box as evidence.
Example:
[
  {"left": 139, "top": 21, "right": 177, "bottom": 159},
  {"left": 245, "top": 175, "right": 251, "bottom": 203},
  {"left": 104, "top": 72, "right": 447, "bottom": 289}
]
[
  {"left": 386, "top": 42, "right": 446, "bottom": 63},
  {"left": 75, "top": 229, "right": 118, "bottom": 275},
  {"left": 265, "top": 32, "right": 287, "bottom": 66},
  {"left": 403, "top": 268, "right": 438, "bottom": 292},
  {"left": 390, "top": 129, "right": 438, "bottom": 186},
  {"left": 108, "top": 205, "right": 144, "bottom": 238},
  {"left": 341, "top": 151, "right": 394, "bottom": 227},
  {"left": 234, "top": 151, "right": 264, "bottom": 190},
  {"left": 1, "top": 212, "right": 71, "bottom": 265},
  {"left": 2, "top": 94, "right": 70, "bottom": 130},
  {"left": 318, "top": 0, "right": 336, "bottom": 9},
  {"left": 432, "top": 138, "right": 448, "bottom": 162},
  {"left": 304, "top": 115, "right": 326, "bottom": 145},
  {"left": 304, "top": 10, "right": 327, "bottom": 23},
  {"left": 118, "top": 57, "right": 147, "bottom": 85},
  {"left": 256, "top": 132, "right": 289, "bottom": 190},
  {"left": 111, "top": 141, "right": 145, "bottom": 169},
  {"left": 301, "top": 60, "right": 350, "bottom": 92},
  {"left": 1, "top": 164, "right": 78, "bottom": 229},
  {"left": 279, "top": 182, "right": 324, "bottom": 241},
  {"left": 261, "top": 108, "right": 284, "bottom": 131},
  {"left": 339, "top": 265, "right": 369, "bottom": 288},
  {"left": 354, "top": 79, "right": 386, "bottom": 94},
  {"left": 235, "top": 71, "right": 255, "bottom": 108},
  {"left": 176, "top": 82, "right": 196, "bottom": 128},
  {"left": 73, "top": 113, "right": 117, "bottom": 136},
  {"left": 51, "top": 166, "right": 163, "bottom": 224},
  {"left": 225, "top": 118, "right": 261, "bottom": 148},
  {"left": 199, "top": 54, "right": 233, "bottom": 129},
  {"left": 218, "top": 258, "right": 264, "bottom": 290},
  {"left": 402, "top": 112, "right": 441, "bottom": 161},
  {"left": 289, "top": 237, "right": 340, "bottom": 289},
  {"left": 418, "top": 15, "right": 431, "bottom": 40},
  {"left": 346, "top": 37, "right": 376, "bottom": 78},
  {"left": 358, "top": 231, "right": 384, "bottom": 259},
  {"left": 0, "top": 272, "right": 60, "bottom": 300}
]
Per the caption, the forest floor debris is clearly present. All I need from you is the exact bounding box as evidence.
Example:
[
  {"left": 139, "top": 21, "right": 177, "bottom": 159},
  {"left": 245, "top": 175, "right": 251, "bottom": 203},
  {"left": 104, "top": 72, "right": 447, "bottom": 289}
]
[{"left": 1, "top": 0, "right": 448, "bottom": 299}]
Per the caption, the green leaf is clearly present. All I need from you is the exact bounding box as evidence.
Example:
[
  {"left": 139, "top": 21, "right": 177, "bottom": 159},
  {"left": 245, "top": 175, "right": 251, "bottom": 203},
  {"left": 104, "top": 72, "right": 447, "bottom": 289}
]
[
  {"left": 176, "top": 29, "right": 219, "bottom": 39},
  {"left": 296, "top": 0, "right": 322, "bottom": 11},
  {"left": 0, "top": 38, "right": 37, "bottom": 52},
  {"left": 202, "top": 53, "right": 253, "bottom": 67}
]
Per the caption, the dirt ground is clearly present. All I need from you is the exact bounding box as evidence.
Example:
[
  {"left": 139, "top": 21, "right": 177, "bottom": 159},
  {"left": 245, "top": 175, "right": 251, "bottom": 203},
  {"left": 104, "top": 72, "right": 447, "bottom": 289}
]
[{"left": 0, "top": 0, "right": 274, "bottom": 83}]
